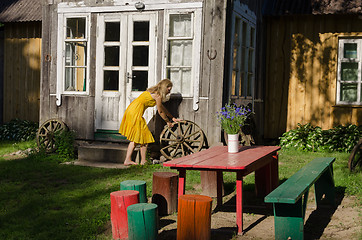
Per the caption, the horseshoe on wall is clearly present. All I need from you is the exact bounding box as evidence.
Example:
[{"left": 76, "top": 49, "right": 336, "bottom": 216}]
[{"left": 207, "top": 49, "right": 217, "bottom": 60}]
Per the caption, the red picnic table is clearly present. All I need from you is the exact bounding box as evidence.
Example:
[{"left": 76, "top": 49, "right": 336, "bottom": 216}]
[{"left": 163, "top": 145, "right": 281, "bottom": 235}]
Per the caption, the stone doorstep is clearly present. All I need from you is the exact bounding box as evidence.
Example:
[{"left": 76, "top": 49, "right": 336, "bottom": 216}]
[{"left": 76, "top": 142, "right": 140, "bottom": 166}]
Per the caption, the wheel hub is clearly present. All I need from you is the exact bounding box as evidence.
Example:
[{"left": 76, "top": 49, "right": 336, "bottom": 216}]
[{"left": 176, "top": 135, "right": 184, "bottom": 143}]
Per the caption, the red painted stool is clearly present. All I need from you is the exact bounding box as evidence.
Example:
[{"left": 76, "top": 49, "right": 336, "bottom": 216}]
[
  {"left": 110, "top": 190, "right": 139, "bottom": 240},
  {"left": 177, "top": 194, "right": 213, "bottom": 240},
  {"left": 152, "top": 172, "right": 178, "bottom": 215}
]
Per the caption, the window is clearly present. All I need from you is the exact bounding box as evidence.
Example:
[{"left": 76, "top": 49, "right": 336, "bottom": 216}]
[
  {"left": 337, "top": 38, "right": 362, "bottom": 105},
  {"left": 230, "top": 15, "right": 256, "bottom": 98},
  {"left": 56, "top": 14, "right": 90, "bottom": 105},
  {"left": 163, "top": 10, "right": 201, "bottom": 99}
]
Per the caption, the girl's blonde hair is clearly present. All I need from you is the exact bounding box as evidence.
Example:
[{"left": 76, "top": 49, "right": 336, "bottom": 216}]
[{"left": 147, "top": 79, "right": 173, "bottom": 102}]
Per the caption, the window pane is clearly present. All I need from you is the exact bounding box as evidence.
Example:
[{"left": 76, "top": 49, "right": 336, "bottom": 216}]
[
  {"left": 168, "top": 40, "right": 192, "bottom": 66},
  {"left": 134, "top": 22, "right": 149, "bottom": 41},
  {"left": 105, "top": 22, "right": 120, "bottom": 41},
  {"left": 250, "top": 27, "right": 255, "bottom": 47},
  {"left": 231, "top": 71, "right": 237, "bottom": 96},
  {"left": 133, "top": 46, "right": 149, "bottom": 66},
  {"left": 344, "top": 43, "right": 357, "bottom": 59},
  {"left": 132, "top": 71, "right": 148, "bottom": 91},
  {"left": 341, "top": 62, "right": 358, "bottom": 81},
  {"left": 65, "top": 42, "right": 87, "bottom": 67},
  {"left": 247, "top": 73, "right": 252, "bottom": 97},
  {"left": 66, "top": 18, "right": 86, "bottom": 39},
  {"left": 104, "top": 71, "right": 119, "bottom": 90},
  {"left": 341, "top": 83, "right": 357, "bottom": 102},
  {"left": 170, "top": 14, "right": 192, "bottom": 37},
  {"left": 104, "top": 46, "right": 119, "bottom": 66},
  {"left": 167, "top": 68, "right": 191, "bottom": 94},
  {"left": 65, "top": 67, "right": 86, "bottom": 91}
]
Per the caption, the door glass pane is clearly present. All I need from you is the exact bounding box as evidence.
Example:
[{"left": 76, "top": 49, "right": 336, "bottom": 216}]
[
  {"left": 133, "top": 46, "right": 149, "bottom": 66},
  {"left": 105, "top": 46, "right": 119, "bottom": 66},
  {"left": 132, "top": 71, "right": 148, "bottom": 91},
  {"left": 65, "top": 67, "right": 86, "bottom": 91},
  {"left": 65, "top": 42, "right": 87, "bottom": 67},
  {"left": 104, "top": 71, "right": 119, "bottom": 90},
  {"left": 168, "top": 40, "right": 192, "bottom": 66},
  {"left": 134, "top": 22, "right": 149, "bottom": 41},
  {"left": 105, "top": 22, "right": 120, "bottom": 41},
  {"left": 344, "top": 43, "right": 357, "bottom": 59},
  {"left": 341, "top": 83, "right": 357, "bottom": 102},
  {"left": 169, "top": 14, "right": 191, "bottom": 37},
  {"left": 66, "top": 18, "right": 86, "bottom": 39},
  {"left": 341, "top": 62, "right": 358, "bottom": 81}
]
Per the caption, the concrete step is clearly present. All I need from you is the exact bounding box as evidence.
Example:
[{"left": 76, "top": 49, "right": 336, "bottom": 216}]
[{"left": 76, "top": 141, "right": 140, "bottom": 166}]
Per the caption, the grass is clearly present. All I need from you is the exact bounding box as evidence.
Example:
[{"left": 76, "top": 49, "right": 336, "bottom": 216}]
[{"left": 0, "top": 140, "right": 361, "bottom": 239}]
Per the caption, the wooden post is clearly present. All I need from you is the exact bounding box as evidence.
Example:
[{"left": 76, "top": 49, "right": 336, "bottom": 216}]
[
  {"left": 177, "top": 194, "right": 213, "bottom": 240},
  {"left": 110, "top": 190, "right": 139, "bottom": 240},
  {"left": 200, "top": 170, "right": 224, "bottom": 198},
  {"left": 127, "top": 203, "right": 158, "bottom": 240},
  {"left": 152, "top": 172, "right": 178, "bottom": 215},
  {"left": 120, "top": 180, "right": 147, "bottom": 203}
]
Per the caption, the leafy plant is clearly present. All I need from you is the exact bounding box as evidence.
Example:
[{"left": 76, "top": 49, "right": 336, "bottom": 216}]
[
  {"left": 54, "top": 129, "right": 76, "bottom": 161},
  {"left": 280, "top": 123, "right": 362, "bottom": 153},
  {"left": 0, "top": 119, "right": 38, "bottom": 141},
  {"left": 216, "top": 103, "right": 252, "bottom": 134}
]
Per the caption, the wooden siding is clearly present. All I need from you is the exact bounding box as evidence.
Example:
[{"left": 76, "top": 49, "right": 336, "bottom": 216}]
[
  {"left": 264, "top": 15, "right": 362, "bottom": 139},
  {"left": 3, "top": 22, "right": 41, "bottom": 123}
]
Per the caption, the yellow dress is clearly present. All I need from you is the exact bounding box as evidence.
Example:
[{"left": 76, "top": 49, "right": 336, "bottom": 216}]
[{"left": 119, "top": 91, "right": 156, "bottom": 144}]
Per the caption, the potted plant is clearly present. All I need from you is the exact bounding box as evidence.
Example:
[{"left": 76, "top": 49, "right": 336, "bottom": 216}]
[{"left": 217, "top": 103, "right": 251, "bottom": 153}]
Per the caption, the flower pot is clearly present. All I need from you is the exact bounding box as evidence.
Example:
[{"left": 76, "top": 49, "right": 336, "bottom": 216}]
[{"left": 227, "top": 134, "right": 239, "bottom": 153}]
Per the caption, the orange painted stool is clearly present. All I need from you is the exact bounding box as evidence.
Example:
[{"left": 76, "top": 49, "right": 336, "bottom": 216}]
[
  {"left": 110, "top": 190, "right": 139, "bottom": 240},
  {"left": 152, "top": 172, "right": 178, "bottom": 215},
  {"left": 177, "top": 194, "right": 213, "bottom": 240}
]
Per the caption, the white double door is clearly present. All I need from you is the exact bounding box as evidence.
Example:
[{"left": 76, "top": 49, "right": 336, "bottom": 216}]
[{"left": 95, "top": 12, "right": 157, "bottom": 130}]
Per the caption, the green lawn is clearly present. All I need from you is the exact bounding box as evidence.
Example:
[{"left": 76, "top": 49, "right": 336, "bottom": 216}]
[{"left": 0, "top": 141, "right": 361, "bottom": 239}]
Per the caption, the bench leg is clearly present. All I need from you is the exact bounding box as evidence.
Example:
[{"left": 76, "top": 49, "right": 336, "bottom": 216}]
[
  {"left": 273, "top": 191, "right": 309, "bottom": 240},
  {"left": 315, "top": 165, "right": 335, "bottom": 207}
]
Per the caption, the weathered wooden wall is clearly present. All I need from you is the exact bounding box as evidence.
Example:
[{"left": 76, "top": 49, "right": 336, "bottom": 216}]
[
  {"left": 3, "top": 22, "right": 41, "bottom": 123},
  {"left": 264, "top": 14, "right": 362, "bottom": 139}
]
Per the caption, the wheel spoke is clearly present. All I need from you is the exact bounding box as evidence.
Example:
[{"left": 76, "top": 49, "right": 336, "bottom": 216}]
[
  {"left": 160, "top": 137, "right": 177, "bottom": 142},
  {"left": 182, "top": 141, "right": 196, "bottom": 153},
  {"left": 184, "top": 139, "right": 202, "bottom": 143},
  {"left": 171, "top": 143, "right": 181, "bottom": 158},
  {"left": 185, "top": 131, "right": 201, "bottom": 139},
  {"left": 183, "top": 124, "right": 192, "bottom": 138}
]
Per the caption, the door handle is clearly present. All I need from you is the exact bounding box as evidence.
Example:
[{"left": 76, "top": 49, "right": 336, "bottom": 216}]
[{"left": 126, "top": 72, "right": 135, "bottom": 83}]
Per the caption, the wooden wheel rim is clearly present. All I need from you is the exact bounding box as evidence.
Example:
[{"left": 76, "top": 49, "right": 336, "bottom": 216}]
[
  {"left": 36, "top": 118, "right": 67, "bottom": 153},
  {"left": 160, "top": 120, "right": 205, "bottom": 160},
  {"left": 348, "top": 139, "right": 362, "bottom": 172}
]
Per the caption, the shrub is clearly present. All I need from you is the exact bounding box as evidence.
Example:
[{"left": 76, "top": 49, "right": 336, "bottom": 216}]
[
  {"left": 0, "top": 119, "right": 38, "bottom": 141},
  {"left": 280, "top": 124, "right": 362, "bottom": 153},
  {"left": 54, "top": 129, "right": 76, "bottom": 161}
]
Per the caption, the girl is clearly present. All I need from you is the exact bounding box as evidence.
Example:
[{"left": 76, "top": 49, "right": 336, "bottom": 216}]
[{"left": 119, "top": 79, "right": 181, "bottom": 165}]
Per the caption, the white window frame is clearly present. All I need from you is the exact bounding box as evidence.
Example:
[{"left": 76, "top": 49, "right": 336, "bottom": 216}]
[
  {"left": 228, "top": 3, "right": 256, "bottom": 101},
  {"left": 337, "top": 38, "right": 362, "bottom": 105},
  {"left": 162, "top": 8, "right": 202, "bottom": 110},
  {"left": 55, "top": 13, "right": 91, "bottom": 106}
]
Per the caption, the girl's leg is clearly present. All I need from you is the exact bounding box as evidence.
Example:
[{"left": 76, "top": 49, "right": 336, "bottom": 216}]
[
  {"left": 124, "top": 141, "right": 137, "bottom": 165},
  {"left": 140, "top": 144, "right": 148, "bottom": 165}
]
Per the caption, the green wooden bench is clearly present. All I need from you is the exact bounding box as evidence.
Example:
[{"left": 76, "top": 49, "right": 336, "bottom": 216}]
[{"left": 265, "top": 157, "right": 335, "bottom": 240}]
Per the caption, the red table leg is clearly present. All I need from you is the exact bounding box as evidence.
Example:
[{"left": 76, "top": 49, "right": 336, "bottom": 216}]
[
  {"left": 178, "top": 169, "right": 186, "bottom": 196},
  {"left": 236, "top": 171, "right": 243, "bottom": 235},
  {"left": 216, "top": 170, "right": 223, "bottom": 206}
]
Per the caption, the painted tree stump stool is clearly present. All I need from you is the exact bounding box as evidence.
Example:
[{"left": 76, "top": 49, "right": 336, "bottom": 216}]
[
  {"left": 127, "top": 203, "right": 158, "bottom": 240},
  {"left": 110, "top": 190, "right": 139, "bottom": 240},
  {"left": 120, "top": 180, "right": 147, "bottom": 203},
  {"left": 152, "top": 172, "right": 178, "bottom": 215},
  {"left": 177, "top": 194, "right": 213, "bottom": 240}
]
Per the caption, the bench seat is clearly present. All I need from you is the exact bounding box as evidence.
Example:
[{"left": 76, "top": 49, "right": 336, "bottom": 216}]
[{"left": 265, "top": 157, "right": 335, "bottom": 240}]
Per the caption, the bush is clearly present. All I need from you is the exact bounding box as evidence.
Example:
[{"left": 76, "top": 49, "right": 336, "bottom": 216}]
[
  {"left": 280, "top": 124, "right": 362, "bottom": 153},
  {"left": 54, "top": 129, "right": 76, "bottom": 161},
  {"left": 0, "top": 119, "right": 38, "bottom": 141}
]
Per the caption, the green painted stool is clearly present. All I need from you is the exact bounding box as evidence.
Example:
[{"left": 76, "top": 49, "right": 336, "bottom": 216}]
[
  {"left": 127, "top": 203, "right": 158, "bottom": 240},
  {"left": 120, "top": 180, "right": 147, "bottom": 203}
]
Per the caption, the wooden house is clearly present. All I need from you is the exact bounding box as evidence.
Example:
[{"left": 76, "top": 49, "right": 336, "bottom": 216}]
[
  {"left": 263, "top": 0, "right": 362, "bottom": 139},
  {"left": 40, "top": 0, "right": 266, "bottom": 146},
  {"left": 0, "top": 0, "right": 42, "bottom": 124}
]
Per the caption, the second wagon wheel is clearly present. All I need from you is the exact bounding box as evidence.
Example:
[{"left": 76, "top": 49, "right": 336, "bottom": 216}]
[
  {"left": 348, "top": 138, "right": 362, "bottom": 172},
  {"left": 160, "top": 120, "right": 205, "bottom": 160},
  {"left": 36, "top": 119, "right": 67, "bottom": 153}
]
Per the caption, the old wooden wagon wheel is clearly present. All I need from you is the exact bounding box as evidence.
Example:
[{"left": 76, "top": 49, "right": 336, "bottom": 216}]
[
  {"left": 160, "top": 120, "right": 205, "bottom": 160},
  {"left": 348, "top": 138, "right": 362, "bottom": 172},
  {"left": 36, "top": 119, "right": 68, "bottom": 153}
]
